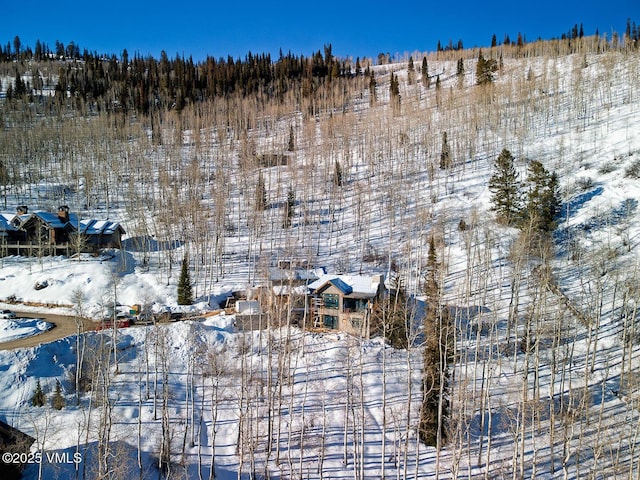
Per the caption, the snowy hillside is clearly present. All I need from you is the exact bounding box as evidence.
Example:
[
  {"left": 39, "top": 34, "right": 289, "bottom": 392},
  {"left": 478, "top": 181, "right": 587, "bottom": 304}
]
[
  {"left": 1, "top": 317, "right": 433, "bottom": 479},
  {"left": 1, "top": 39, "right": 640, "bottom": 479}
]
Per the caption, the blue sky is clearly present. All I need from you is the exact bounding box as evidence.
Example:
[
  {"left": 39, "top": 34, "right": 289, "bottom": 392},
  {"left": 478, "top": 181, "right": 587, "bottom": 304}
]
[{"left": 3, "top": 1, "right": 638, "bottom": 61}]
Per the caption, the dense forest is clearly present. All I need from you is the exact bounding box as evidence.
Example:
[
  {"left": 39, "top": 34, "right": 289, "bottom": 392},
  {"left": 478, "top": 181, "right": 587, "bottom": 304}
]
[{"left": 2, "top": 19, "right": 639, "bottom": 118}]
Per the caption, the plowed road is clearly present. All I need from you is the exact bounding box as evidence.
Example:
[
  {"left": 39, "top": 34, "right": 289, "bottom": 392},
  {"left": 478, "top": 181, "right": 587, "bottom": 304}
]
[{"left": 0, "top": 312, "right": 97, "bottom": 351}]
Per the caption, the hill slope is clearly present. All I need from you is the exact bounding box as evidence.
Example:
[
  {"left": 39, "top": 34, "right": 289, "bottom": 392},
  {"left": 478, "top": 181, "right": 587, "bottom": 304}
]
[{"left": 0, "top": 41, "right": 640, "bottom": 478}]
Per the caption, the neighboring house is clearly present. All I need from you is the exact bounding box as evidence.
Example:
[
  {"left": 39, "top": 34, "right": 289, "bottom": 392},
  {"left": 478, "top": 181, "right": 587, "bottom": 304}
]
[
  {"left": 1, "top": 205, "right": 126, "bottom": 256},
  {"left": 11, "top": 207, "right": 76, "bottom": 245},
  {"left": 78, "top": 219, "right": 126, "bottom": 251},
  {"left": 0, "top": 214, "right": 25, "bottom": 244},
  {"left": 307, "top": 274, "right": 385, "bottom": 337},
  {"left": 267, "top": 263, "right": 323, "bottom": 287},
  {"left": 235, "top": 300, "right": 261, "bottom": 315},
  {"left": 267, "top": 264, "right": 325, "bottom": 320}
]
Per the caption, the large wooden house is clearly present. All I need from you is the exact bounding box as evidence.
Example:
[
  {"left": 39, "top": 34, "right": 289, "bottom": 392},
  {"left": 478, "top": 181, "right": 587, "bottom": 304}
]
[
  {"left": 78, "top": 219, "right": 126, "bottom": 251},
  {"left": 1, "top": 206, "right": 126, "bottom": 256},
  {"left": 307, "top": 274, "right": 385, "bottom": 337},
  {"left": 0, "top": 215, "right": 24, "bottom": 244},
  {"left": 11, "top": 207, "right": 75, "bottom": 246}
]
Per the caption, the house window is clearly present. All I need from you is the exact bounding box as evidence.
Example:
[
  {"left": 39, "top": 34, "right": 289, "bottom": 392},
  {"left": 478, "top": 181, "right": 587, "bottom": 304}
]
[
  {"left": 323, "top": 315, "right": 338, "bottom": 329},
  {"left": 323, "top": 293, "right": 339, "bottom": 309},
  {"left": 350, "top": 317, "right": 363, "bottom": 330},
  {"left": 344, "top": 298, "right": 368, "bottom": 312}
]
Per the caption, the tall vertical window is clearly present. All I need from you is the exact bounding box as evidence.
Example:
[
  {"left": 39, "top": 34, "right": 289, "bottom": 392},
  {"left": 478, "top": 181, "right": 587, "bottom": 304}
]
[{"left": 323, "top": 315, "right": 338, "bottom": 329}]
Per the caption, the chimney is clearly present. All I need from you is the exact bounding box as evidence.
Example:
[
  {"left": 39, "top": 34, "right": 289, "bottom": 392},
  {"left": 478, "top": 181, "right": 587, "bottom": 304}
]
[
  {"left": 371, "top": 274, "right": 385, "bottom": 295},
  {"left": 57, "top": 205, "right": 70, "bottom": 223},
  {"left": 16, "top": 205, "right": 28, "bottom": 215}
]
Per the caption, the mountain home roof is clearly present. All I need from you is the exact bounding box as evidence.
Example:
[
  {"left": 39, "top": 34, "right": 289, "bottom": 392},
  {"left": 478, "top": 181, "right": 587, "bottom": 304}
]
[
  {"left": 10, "top": 209, "right": 77, "bottom": 245},
  {"left": 0, "top": 214, "right": 20, "bottom": 236},
  {"left": 1, "top": 206, "right": 126, "bottom": 254},
  {"left": 307, "top": 274, "right": 385, "bottom": 337},
  {"left": 308, "top": 274, "right": 384, "bottom": 298},
  {"left": 78, "top": 219, "right": 127, "bottom": 249}
]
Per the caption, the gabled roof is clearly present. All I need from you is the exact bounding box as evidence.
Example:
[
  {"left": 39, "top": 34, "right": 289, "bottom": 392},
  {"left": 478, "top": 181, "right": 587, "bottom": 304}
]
[
  {"left": 0, "top": 214, "right": 19, "bottom": 233},
  {"left": 6, "top": 211, "right": 125, "bottom": 236},
  {"left": 13, "top": 212, "right": 79, "bottom": 230},
  {"left": 308, "top": 274, "right": 383, "bottom": 298},
  {"left": 79, "top": 219, "right": 126, "bottom": 235},
  {"left": 326, "top": 277, "right": 353, "bottom": 295}
]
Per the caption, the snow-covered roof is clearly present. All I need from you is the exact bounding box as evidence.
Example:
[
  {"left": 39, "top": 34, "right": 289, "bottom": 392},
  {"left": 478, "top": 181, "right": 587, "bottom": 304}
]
[
  {"left": 79, "top": 219, "right": 125, "bottom": 235},
  {"left": 235, "top": 300, "right": 261, "bottom": 314},
  {"left": 272, "top": 284, "right": 308, "bottom": 296},
  {"left": 268, "top": 266, "right": 324, "bottom": 283},
  {"left": 2, "top": 211, "right": 124, "bottom": 236},
  {"left": 13, "top": 211, "right": 79, "bottom": 229},
  {"left": 308, "top": 274, "right": 384, "bottom": 298},
  {"left": 0, "top": 215, "right": 18, "bottom": 234}
]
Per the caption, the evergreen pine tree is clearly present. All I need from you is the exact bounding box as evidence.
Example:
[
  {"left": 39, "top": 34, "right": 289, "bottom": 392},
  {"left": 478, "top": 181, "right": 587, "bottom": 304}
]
[
  {"left": 407, "top": 56, "right": 415, "bottom": 85},
  {"left": 52, "top": 379, "right": 65, "bottom": 410},
  {"left": 421, "top": 57, "right": 431, "bottom": 88},
  {"left": 439, "top": 131, "right": 451, "bottom": 169},
  {"left": 177, "top": 255, "right": 193, "bottom": 305},
  {"left": 31, "top": 379, "right": 46, "bottom": 407},
  {"left": 369, "top": 71, "right": 377, "bottom": 105},
  {"left": 425, "top": 236, "right": 439, "bottom": 298},
  {"left": 283, "top": 186, "right": 295, "bottom": 227},
  {"left": 525, "top": 160, "right": 561, "bottom": 232},
  {"left": 14, "top": 68, "right": 26, "bottom": 96},
  {"left": 384, "top": 275, "right": 411, "bottom": 349},
  {"left": 333, "top": 160, "right": 343, "bottom": 186},
  {"left": 476, "top": 49, "right": 497, "bottom": 85},
  {"left": 476, "top": 50, "right": 486, "bottom": 83},
  {"left": 489, "top": 148, "right": 522, "bottom": 225},
  {"left": 419, "top": 236, "right": 451, "bottom": 447},
  {"left": 287, "top": 125, "right": 295, "bottom": 152},
  {"left": 389, "top": 72, "right": 400, "bottom": 111}
]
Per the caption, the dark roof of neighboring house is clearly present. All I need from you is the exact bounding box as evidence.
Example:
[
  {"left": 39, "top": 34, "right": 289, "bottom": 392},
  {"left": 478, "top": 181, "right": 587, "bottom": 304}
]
[
  {"left": 0, "top": 419, "right": 35, "bottom": 449},
  {"left": 79, "top": 219, "right": 126, "bottom": 236},
  {"left": 12, "top": 212, "right": 79, "bottom": 230},
  {"left": 0, "top": 215, "right": 19, "bottom": 234},
  {"left": 4, "top": 211, "right": 125, "bottom": 237}
]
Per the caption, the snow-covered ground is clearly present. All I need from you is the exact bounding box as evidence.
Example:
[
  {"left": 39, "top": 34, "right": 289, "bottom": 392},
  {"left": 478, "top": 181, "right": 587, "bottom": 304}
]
[
  {"left": 0, "top": 316, "right": 433, "bottom": 480},
  {"left": 0, "top": 318, "right": 53, "bottom": 343},
  {"left": 1, "top": 44, "right": 640, "bottom": 479},
  {"left": 0, "top": 252, "right": 212, "bottom": 320}
]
